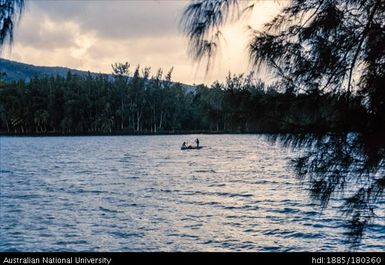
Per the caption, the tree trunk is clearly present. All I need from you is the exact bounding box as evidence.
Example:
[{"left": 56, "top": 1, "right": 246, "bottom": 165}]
[
  {"left": 121, "top": 100, "right": 124, "bottom": 130},
  {"left": 158, "top": 110, "right": 163, "bottom": 130}
]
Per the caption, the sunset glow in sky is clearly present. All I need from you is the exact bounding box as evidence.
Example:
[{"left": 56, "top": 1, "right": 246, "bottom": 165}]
[{"left": 2, "top": 0, "right": 285, "bottom": 85}]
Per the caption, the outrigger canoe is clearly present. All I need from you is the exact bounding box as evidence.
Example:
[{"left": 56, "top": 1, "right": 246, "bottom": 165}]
[{"left": 181, "top": 146, "right": 203, "bottom": 150}]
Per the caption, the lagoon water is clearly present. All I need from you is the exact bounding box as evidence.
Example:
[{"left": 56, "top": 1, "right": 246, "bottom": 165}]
[{"left": 1, "top": 135, "right": 384, "bottom": 251}]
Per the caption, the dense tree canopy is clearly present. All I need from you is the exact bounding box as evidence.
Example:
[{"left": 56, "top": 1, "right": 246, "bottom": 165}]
[{"left": 0, "top": 67, "right": 365, "bottom": 135}]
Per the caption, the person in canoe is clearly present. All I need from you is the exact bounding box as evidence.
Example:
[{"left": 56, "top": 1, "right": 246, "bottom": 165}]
[
  {"left": 181, "top": 141, "right": 194, "bottom": 149},
  {"left": 181, "top": 140, "right": 201, "bottom": 150}
]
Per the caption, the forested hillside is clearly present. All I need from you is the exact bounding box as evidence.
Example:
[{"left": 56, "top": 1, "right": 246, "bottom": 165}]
[{"left": 0, "top": 58, "right": 106, "bottom": 82}]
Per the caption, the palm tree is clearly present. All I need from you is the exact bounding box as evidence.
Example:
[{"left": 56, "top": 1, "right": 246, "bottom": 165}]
[{"left": 0, "top": 0, "right": 25, "bottom": 47}]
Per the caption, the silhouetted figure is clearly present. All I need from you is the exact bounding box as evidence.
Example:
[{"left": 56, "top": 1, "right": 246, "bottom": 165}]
[
  {"left": 181, "top": 142, "right": 187, "bottom": 149},
  {"left": 195, "top": 138, "right": 199, "bottom": 148}
]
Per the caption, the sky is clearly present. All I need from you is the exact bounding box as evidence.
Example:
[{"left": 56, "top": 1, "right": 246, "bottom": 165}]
[{"left": 1, "top": 0, "right": 284, "bottom": 85}]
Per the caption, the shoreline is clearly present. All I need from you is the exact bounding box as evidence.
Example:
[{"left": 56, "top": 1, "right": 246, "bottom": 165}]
[
  {"left": 0, "top": 131, "right": 277, "bottom": 137},
  {"left": 0, "top": 130, "right": 355, "bottom": 137}
]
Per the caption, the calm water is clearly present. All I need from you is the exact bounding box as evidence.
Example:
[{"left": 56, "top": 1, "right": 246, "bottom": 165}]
[{"left": 0, "top": 135, "right": 384, "bottom": 251}]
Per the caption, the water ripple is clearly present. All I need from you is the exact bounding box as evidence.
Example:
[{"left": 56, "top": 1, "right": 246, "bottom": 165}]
[{"left": 1, "top": 135, "right": 384, "bottom": 251}]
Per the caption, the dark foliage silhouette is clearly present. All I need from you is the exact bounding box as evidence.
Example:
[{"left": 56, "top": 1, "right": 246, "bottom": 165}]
[
  {"left": 268, "top": 132, "right": 385, "bottom": 246},
  {"left": 0, "top": 0, "right": 24, "bottom": 47},
  {"left": 182, "top": 0, "right": 385, "bottom": 246}
]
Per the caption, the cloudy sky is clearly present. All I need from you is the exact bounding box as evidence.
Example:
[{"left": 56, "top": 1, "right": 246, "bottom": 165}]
[{"left": 2, "top": 0, "right": 284, "bottom": 85}]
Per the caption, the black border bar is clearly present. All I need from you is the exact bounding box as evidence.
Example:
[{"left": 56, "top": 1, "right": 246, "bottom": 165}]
[{"left": 1, "top": 252, "right": 385, "bottom": 265}]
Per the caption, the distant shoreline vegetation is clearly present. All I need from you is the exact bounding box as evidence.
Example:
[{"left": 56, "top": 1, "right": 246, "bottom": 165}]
[
  {"left": 0, "top": 131, "right": 313, "bottom": 137},
  {"left": 0, "top": 65, "right": 367, "bottom": 136}
]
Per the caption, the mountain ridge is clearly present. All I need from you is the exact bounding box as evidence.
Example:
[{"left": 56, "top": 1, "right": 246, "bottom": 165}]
[
  {"left": 0, "top": 59, "right": 196, "bottom": 92},
  {"left": 0, "top": 58, "right": 111, "bottom": 82}
]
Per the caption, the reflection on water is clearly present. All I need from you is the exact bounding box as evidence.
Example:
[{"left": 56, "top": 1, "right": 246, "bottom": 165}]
[
  {"left": 269, "top": 133, "right": 385, "bottom": 247},
  {"left": 0, "top": 135, "right": 384, "bottom": 251}
]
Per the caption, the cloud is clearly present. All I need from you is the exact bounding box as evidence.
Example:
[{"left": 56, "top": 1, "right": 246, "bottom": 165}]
[
  {"left": 2, "top": 0, "right": 283, "bottom": 85},
  {"left": 31, "top": 1, "right": 186, "bottom": 39},
  {"left": 15, "top": 13, "right": 81, "bottom": 50}
]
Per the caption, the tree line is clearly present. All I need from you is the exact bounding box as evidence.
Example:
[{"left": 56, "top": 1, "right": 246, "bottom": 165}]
[{"left": 0, "top": 64, "right": 367, "bottom": 135}]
